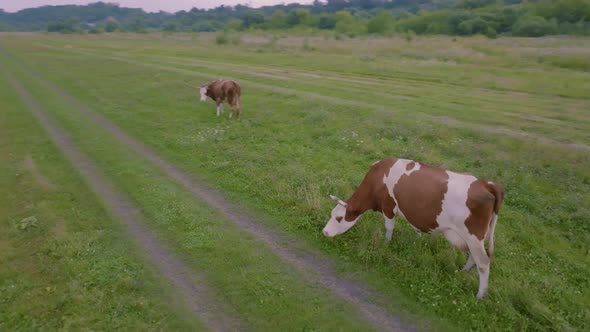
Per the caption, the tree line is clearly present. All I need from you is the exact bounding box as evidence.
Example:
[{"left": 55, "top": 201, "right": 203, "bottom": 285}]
[{"left": 0, "top": 0, "right": 589, "bottom": 37}]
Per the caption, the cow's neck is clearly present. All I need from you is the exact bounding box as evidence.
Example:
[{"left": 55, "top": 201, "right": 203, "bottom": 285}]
[{"left": 345, "top": 180, "right": 380, "bottom": 221}]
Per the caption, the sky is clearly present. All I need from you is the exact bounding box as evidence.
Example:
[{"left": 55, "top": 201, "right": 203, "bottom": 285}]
[{"left": 0, "top": 1, "right": 312, "bottom": 13}]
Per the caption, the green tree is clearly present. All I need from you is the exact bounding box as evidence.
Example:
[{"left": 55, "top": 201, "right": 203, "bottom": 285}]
[
  {"left": 368, "top": 10, "right": 393, "bottom": 34},
  {"left": 287, "top": 9, "right": 311, "bottom": 27},
  {"left": 127, "top": 18, "right": 146, "bottom": 32},
  {"left": 270, "top": 10, "right": 288, "bottom": 29},
  {"left": 243, "top": 11, "right": 265, "bottom": 28}
]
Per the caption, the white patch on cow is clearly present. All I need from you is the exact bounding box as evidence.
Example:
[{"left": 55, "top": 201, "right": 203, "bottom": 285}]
[
  {"left": 434, "top": 171, "right": 477, "bottom": 233},
  {"left": 199, "top": 87, "right": 207, "bottom": 102},
  {"left": 443, "top": 229, "right": 467, "bottom": 251},
  {"left": 382, "top": 159, "right": 421, "bottom": 219},
  {"left": 322, "top": 204, "right": 360, "bottom": 238}
]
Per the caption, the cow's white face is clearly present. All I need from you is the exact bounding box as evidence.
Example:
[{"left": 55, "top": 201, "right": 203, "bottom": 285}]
[
  {"left": 322, "top": 195, "right": 359, "bottom": 238},
  {"left": 199, "top": 87, "right": 208, "bottom": 102}
]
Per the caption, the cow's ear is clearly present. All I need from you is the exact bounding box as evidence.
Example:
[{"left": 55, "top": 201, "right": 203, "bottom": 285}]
[{"left": 330, "top": 195, "right": 347, "bottom": 207}]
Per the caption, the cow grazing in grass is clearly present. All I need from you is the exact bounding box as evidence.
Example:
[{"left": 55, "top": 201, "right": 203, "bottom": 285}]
[
  {"left": 199, "top": 79, "right": 242, "bottom": 119},
  {"left": 323, "top": 158, "right": 504, "bottom": 299}
]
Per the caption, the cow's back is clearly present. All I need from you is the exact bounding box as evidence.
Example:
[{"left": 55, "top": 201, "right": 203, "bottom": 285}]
[{"left": 381, "top": 159, "right": 494, "bottom": 233}]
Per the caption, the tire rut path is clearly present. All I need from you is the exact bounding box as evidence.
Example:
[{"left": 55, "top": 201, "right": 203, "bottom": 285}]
[
  {"left": 2, "top": 66, "right": 242, "bottom": 332},
  {"left": 22, "top": 53, "right": 416, "bottom": 332}
]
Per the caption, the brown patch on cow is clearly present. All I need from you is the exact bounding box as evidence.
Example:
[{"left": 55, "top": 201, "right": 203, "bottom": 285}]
[
  {"left": 335, "top": 216, "right": 343, "bottom": 222},
  {"left": 23, "top": 155, "right": 55, "bottom": 191},
  {"left": 345, "top": 158, "right": 397, "bottom": 221},
  {"left": 405, "top": 162, "right": 415, "bottom": 171},
  {"left": 381, "top": 194, "right": 396, "bottom": 219},
  {"left": 394, "top": 164, "right": 448, "bottom": 232},
  {"left": 464, "top": 180, "right": 495, "bottom": 240}
]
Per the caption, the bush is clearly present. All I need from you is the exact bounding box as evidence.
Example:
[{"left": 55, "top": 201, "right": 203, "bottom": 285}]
[
  {"left": 193, "top": 21, "right": 216, "bottom": 32},
  {"left": 317, "top": 15, "right": 336, "bottom": 30},
  {"left": 215, "top": 31, "right": 228, "bottom": 44},
  {"left": 215, "top": 31, "right": 241, "bottom": 45},
  {"left": 397, "top": 11, "right": 451, "bottom": 34},
  {"left": 47, "top": 18, "right": 80, "bottom": 33},
  {"left": 163, "top": 22, "right": 178, "bottom": 32},
  {"left": 227, "top": 19, "right": 243, "bottom": 31},
  {"left": 457, "top": 17, "right": 491, "bottom": 35},
  {"left": 88, "top": 26, "right": 104, "bottom": 34},
  {"left": 104, "top": 21, "right": 118, "bottom": 32},
  {"left": 405, "top": 30, "right": 416, "bottom": 42},
  {"left": 512, "top": 15, "right": 558, "bottom": 37}
]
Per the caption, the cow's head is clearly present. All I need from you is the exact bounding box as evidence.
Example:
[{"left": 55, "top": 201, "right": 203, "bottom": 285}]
[
  {"left": 199, "top": 86, "right": 208, "bottom": 102},
  {"left": 322, "top": 195, "right": 361, "bottom": 238}
]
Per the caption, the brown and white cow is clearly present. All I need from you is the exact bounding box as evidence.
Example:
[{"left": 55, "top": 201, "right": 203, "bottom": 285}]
[
  {"left": 199, "top": 79, "right": 242, "bottom": 119},
  {"left": 322, "top": 158, "right": 504, "bottom": 298}
]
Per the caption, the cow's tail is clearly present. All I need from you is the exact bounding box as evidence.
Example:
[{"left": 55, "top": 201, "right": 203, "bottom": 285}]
[
  {"left": 486, "top": 182, "right": 504, "bottom": 257},
  {"left": 234, "top": 82, "right": 242, "bottom": 118}
]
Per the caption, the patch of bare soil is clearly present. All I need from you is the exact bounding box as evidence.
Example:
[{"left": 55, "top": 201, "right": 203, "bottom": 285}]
[
  {"left": 34, "top": 61, "right": 416, "bottom": 332},
  {"left": 23, "top": 155, "right": 56, "bottom": 191},
  {"left": 3, "top": 68, "right": 241, "bottom": 332},
  {"left": 52, "top": 220, "right": 67, "bottom": 239}
]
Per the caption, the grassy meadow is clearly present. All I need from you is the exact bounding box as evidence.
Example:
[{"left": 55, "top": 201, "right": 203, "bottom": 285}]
[{"left": 1, "top": 32, "right": 589, "bottom": 331}]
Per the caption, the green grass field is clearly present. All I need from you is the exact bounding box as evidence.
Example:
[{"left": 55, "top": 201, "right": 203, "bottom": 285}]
[{"left": 1, "top": 32, "right": 589, "bottom": 331}]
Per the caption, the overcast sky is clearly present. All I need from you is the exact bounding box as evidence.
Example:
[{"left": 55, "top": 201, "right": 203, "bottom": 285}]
[{"left": 0, "top": 1, "right": 312, "bottom": 13}]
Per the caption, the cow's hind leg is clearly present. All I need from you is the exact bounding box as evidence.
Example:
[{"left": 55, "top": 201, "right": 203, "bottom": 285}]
[
  {"left": 462, "top": 254, "right": 475, "bottom": 271},
  {"left": 237, "top": 100, "right": 242, "bottom": 119},
  {"left": 443, "top": 230, "right": 473, "bottom": 271},
  {"left": 466, "top": 237, "right": 490, "bottom": 299}
]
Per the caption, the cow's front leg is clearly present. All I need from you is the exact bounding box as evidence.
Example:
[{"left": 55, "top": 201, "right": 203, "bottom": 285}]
[
  {"left": 383, "top": 213, "right": 396, "bottom": 242},
  {"left": 462, "top": 254, "right": 475, "bottom": 271},
  {"left": 216, "top": 104, "right": 221, "bottom": 117}
]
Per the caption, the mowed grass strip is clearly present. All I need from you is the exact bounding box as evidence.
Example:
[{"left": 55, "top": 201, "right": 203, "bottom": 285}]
[
  {"left": 5, "top": 35, "right": 590, "bottom": 331},
  {"left": 0, "top": 72, "right": 201, "bottom": 330},
  {"left": 30, "top": 37, "right": 590, "bottom": 147},
  {"left": 30, "top": 32, "right": 590, "bottom": 100},
  {"left": 4, "top": 55, "right": 385, "bottom": 331}
]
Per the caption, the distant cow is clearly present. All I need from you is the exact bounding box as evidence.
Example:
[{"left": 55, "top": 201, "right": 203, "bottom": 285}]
[
  {"left": 199, "top": 79, "right": 242, "bottom": 119},
  {"left": 323, "top": 158, "right": 504, "bottom": 299}
]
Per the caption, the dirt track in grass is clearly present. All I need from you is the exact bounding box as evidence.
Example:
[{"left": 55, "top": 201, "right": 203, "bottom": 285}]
[
  {"left": 22, "top": 53, "right": 416, "bottom": 332},
  {"left": 2, "top": 67, "right": 242, "bottom": 332}
]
